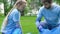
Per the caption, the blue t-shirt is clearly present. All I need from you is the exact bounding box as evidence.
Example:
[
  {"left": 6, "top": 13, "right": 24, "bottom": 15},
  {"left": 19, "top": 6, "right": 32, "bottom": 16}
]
[
  {"left": 36, "top": 4, "right": 60, "bottom": 26},
  {"left": 5, "top": 9, "right": 21, "bottom": 32}
]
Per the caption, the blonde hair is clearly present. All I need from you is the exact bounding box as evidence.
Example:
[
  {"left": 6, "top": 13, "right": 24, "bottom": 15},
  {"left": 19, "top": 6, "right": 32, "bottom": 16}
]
[{"left": 1, "top": 0, "right": 26, "bottom": 32}]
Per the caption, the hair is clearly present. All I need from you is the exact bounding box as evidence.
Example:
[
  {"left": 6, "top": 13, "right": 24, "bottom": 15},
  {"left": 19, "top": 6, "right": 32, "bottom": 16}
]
[
  {"left": 7, "top": 0, "right": 26, "bottom": 17},
  {"left": 1, "top": 0, "right": 26, "bottom": 32},
  {"left": 41, "top": 0, "right": 52, "bottom": 3}
]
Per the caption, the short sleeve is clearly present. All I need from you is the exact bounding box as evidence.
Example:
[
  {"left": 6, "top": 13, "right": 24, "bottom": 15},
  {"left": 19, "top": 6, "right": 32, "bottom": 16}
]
[{"left": 13, "top": 10, "right": 20, "bottom": 22}]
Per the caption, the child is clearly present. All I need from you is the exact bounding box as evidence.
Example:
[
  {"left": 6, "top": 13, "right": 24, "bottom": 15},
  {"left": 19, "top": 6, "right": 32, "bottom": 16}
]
[{"left": 1, "top": 0, "right": 26, "bottom": 34}]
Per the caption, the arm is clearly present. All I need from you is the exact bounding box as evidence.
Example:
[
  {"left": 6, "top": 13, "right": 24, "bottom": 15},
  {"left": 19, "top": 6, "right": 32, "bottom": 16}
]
[
  {"left": 36, "top": 8, "right": 43, "bottom": 27},
  {"left": 58, "top": 9, "right": 60, "bottom": 24},
  {"left": 13, "top": 12, "right": 19, "bottom": 23},
  {"left": 13, "top": 11, "right": 20, "bottom": 27}
]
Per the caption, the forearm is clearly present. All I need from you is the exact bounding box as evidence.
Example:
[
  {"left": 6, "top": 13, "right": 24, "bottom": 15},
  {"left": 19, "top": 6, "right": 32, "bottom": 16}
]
[{"left": 36, "top": 17, "right": 41, "bottom": 27}]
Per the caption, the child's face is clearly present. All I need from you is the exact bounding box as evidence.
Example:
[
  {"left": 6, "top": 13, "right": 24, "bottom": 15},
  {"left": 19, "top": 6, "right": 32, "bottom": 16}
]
[{"left": 17, "top": 2, "right": 26, "bottom": 11}]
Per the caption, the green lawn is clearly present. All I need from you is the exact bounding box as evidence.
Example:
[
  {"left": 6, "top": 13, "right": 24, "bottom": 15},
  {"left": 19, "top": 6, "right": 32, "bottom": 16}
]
[{"left": 0, "top": 16, "right": 39, "bottom": 34}]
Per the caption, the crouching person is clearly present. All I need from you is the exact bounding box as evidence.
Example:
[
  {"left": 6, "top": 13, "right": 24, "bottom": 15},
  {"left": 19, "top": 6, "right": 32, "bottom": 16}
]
[{"left": 1, "top": 0, "right": 26, "bottom": 34}]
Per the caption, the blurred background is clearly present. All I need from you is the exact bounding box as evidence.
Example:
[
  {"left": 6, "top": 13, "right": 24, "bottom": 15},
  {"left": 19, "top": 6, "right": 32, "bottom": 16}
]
[{"left": 0, "top": 0, "right": 60, "bottom": 34}]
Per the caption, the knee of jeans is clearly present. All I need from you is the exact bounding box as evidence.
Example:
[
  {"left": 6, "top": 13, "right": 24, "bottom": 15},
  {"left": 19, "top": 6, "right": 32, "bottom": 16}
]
[
  {"left": 39, "top": 22, "right": 48, "bottom": 29},
  {"left": 2, "top": 33, "right": 4, "bottom": 34}
]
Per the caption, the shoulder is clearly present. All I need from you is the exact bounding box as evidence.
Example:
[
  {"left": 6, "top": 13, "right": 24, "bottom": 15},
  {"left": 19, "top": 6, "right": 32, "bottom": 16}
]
[
  {"left": 9, "top": 9, "right": 20, "bottom": 17},
  {"left": 52, "top": 3, "right": 60, "bottom": 13},
  {"left": 52, "top": 3, "right": 60, "bottom": 9},
  {"left": 39, "top": 6, "right": 44, "bottom": 10},
  {"left": 39, "top": 6, "right": 45, "bottom": 13},
  {"left": 13, "top": 9, "right": 19, "bottom": 13},
  {"left": 11, "top": 9, "right": 20, "bottom": 15}
]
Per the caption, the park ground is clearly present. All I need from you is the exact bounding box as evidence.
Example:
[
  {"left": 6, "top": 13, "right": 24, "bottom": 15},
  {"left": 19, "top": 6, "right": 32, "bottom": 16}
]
[{"left": 0, "top": 15, "right": 43, "bottom": 34}]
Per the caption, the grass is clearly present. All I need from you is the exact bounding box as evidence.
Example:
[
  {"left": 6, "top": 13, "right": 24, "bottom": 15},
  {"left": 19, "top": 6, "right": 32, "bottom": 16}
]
[
  {"left": 0, "top": 16, "right": 39, "bottom": 34},
  {"left": 0, "top": 15, "right": 5, "bottom": 34}
]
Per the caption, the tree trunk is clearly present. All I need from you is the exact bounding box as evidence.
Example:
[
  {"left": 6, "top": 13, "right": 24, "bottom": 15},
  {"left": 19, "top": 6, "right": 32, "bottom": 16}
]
[{"left": 3, "top": 0, "right": 7, "bottom": 16}]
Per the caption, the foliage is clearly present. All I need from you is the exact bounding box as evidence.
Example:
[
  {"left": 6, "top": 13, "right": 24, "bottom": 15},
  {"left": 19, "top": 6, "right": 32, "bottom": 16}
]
[{"left": 54, "top": 0, "right": 60, "bottom": 5}]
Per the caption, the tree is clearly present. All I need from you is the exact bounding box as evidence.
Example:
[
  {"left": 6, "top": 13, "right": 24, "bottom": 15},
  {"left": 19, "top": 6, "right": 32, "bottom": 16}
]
[
  {"left": 3, "top": 0, "right": 17, "bottom": 16},
  {"left": 3, "top": 0, "right": 9, "bottom": 16},
  {"left": 54, "top": 0, "right": 60, "bottom": 5},
  {"left": 0, "top": 0, "right": 3, "bottom": 3},
  {"left": 23, "top": 0, "right": 42, "bottom": 16}
]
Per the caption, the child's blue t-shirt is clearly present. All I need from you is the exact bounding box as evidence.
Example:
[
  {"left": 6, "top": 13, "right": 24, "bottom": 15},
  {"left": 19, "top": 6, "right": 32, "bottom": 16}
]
[{"left": 5, "top": 9, "right": 21, "bottom": 31}]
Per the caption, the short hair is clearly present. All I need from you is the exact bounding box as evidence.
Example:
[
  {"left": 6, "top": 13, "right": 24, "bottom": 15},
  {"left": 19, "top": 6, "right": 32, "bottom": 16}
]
[{"left": 41, "top": 0, "right": 52, "bottom": 3}]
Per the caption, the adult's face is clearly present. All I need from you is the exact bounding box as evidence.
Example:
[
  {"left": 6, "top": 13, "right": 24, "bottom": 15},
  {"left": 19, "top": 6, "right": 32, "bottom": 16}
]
[
  {"left": 43, "top": 2, "right": 52, "bottom": 9},
  {"left": 41, "top": 0, "right": 52, "bottom": 9}
]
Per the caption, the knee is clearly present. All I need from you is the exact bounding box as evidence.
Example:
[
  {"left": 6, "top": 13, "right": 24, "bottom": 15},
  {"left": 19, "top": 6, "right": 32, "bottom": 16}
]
[{"left": 39, "top": 22, "right": 48, "bottom": 29}]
